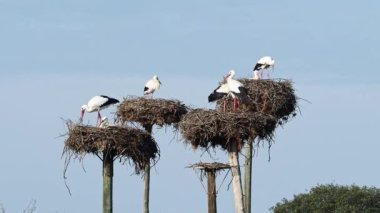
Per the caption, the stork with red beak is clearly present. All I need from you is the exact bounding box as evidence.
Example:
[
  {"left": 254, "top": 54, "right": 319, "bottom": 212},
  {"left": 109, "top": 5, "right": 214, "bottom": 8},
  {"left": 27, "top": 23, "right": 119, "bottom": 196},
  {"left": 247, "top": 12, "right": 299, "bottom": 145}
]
[{"left": 79, "top": 95, "right": 119, "bottom": 126}]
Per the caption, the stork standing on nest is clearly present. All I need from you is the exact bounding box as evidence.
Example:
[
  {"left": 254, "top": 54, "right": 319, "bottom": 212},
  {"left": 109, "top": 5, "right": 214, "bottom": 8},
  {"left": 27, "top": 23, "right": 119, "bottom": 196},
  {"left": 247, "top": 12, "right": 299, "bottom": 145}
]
[
  {"left": 208, "top": 70, "right": 248, "bottom": 112},
  {"left": 144, "top": 75, "right": 162, "bottom": 98},
  {"left": 253, "top": 56, "right": 275, "bottom": 79},
  {"left": 80, "top": 95, "right": 119, "bottom": 126}
]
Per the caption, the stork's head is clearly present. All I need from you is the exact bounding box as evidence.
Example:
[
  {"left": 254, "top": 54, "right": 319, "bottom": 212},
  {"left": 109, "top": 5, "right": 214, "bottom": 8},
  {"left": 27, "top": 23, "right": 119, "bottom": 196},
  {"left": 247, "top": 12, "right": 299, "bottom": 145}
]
[
  {"left": 224, "top": 69, "right": 236, "bottom": 80},
  {"left": 269, "top": 58, "right": 275, "bottom": 66},
  {"left": 153, "top": 75, "right": 159, "bottom": 80},
  {"left": 79, "top": 105, "right": 87, "bottom": 122}
]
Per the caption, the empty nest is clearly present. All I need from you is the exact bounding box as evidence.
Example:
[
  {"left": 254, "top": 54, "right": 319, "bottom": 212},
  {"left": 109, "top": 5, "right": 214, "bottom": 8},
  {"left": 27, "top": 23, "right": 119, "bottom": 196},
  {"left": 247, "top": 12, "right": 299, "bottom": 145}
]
[
  {"left": 117, "top": 97, "right": 188, "bottom": 128},
  {"left": 216, "top": 79, "right": 297, "bottom": 123},
  {"left": 63, "top": 122, "right": 159, "bottom": 172},
  {"left": 179, "top": 109, "right": 277, "bottom": 152},
  {"left": 190, "top": 162, "right": 231, "bottom": 172}
]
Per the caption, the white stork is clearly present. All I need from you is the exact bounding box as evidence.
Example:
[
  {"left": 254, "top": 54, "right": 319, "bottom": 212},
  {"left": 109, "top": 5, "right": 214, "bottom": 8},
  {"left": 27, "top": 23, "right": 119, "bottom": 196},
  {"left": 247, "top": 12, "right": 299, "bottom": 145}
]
[
  {"left": 80, "top": 95, "right": 119, "bottom": 126},
  {"left": 208, "top": 70, "right": 248, "bottom": 112},
  {"left": 144, "top": 75, "right": 162, "bottom": 98},
  {"left": 253, "top": 56, "right": 275, "bottom": 79}
]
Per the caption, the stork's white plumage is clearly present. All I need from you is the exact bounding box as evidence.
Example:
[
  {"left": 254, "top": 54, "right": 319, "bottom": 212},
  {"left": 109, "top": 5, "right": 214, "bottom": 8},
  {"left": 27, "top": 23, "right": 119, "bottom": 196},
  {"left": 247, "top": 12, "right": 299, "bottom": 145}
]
[
  {"left": 99, "top": 116, "right": 110, "bottom": 128},
  {"left": 208, "top": 70, "right": 248, "bottom": 112},
  {"left": 253, "top": 56, "right": 275, "bottom": 78},
  {"left": 80, "top": 95, "right": 119, "bottom": 126},
  {"left": 253, "top": 70, "right": 261, "bottom": 80},
  {"left": 144, "top": 75, "right": 162, "bottom": 98}
]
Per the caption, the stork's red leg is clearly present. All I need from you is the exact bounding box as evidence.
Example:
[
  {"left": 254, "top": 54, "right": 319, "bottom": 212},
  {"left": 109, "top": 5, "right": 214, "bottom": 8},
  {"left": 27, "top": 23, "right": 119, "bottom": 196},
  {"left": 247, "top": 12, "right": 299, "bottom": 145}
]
[
  {"left": 97, "top": 111, "right": 101, "bottom": 126},
  {"left": 233, "top": 98, "right": 236, "bottom": 112},
  {"left": 223, "top": 100, "right": 226, "bottom": 112},
  {"left": 267, "top": 69, "right": 270, "bottom": 79}
]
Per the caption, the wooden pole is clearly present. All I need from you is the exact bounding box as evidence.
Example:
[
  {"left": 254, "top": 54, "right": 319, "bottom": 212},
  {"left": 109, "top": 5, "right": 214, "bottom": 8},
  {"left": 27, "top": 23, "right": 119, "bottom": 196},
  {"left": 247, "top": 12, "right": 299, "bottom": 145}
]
[
  {"left": 143, "top": 165, "right": 150, "bottom": 213},
  {"left": 207, "top": 170, "right": 217, "bottom": 213},
  {"left": 103, "top": 151, "right": 113, "bottom": 213},
  {"left": 143, "top": 125, "right": 153, "bottom": 213},
  {"left": 244, "top": 138, "right": 254, "bottom": 213},
  {"left": 228, "top": 142, "right": 245, "bottom": 213}
]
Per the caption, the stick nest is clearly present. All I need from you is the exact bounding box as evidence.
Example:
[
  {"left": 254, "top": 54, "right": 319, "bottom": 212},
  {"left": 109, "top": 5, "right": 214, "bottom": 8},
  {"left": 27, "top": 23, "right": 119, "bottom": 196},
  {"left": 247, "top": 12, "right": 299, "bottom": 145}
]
[
  {"left": 117, "top": 97, "right": 188, "bottom": 127},
  {"left": 179, "top": 109, "right": 277, "bottom": 152},
  {"left": 216, "top": 79, "right": 297, "bottom": 123},
  {"left": 189, "top": 162, "right": 231, "bottom": 172},
  {"left": 63, "top": 122, "right": 159, "bottom": 173}
]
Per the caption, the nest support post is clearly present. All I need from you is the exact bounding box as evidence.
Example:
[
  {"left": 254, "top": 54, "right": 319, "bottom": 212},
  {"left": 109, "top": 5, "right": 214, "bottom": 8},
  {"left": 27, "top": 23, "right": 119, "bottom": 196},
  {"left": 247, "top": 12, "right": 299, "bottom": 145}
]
[
  {"left": 189, "top": 163, "right": 230, "bottom": 213},
  {"left": 103, "top": 151, "right": 114, "bottom": 213},
  {"left": 229, "top": 142, "right": 245, "bottom": 213},
  {"left": 207, "top": 170, "right": 217, "bottom": 213},
  {"left": 244, "top": 138, "right": 255, "bottom": 213},
  {"left": 143, "top": 124, "right": 153, "bottom": 213}
]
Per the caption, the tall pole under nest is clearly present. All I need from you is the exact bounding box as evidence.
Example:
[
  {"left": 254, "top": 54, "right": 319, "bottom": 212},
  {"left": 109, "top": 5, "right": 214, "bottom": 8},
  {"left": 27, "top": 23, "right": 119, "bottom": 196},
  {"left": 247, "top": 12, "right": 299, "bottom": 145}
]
[
  {"left": 244, "top": 137, "right": 256, "bottom": 213},
  {"left": 229, "top": 143, "right": 245, "bottom": 213},
  {"left": 189, "top": 162, "right": 231, "bottom": 213},
  {"left": 143, "top": 125, "right": 153, "bottom": 213},
  {"left": 103, "top": 151, "right": 114, "bottom": 213},
  {"left": 207, "top": 171, "right": 217, "bottom": 213}
]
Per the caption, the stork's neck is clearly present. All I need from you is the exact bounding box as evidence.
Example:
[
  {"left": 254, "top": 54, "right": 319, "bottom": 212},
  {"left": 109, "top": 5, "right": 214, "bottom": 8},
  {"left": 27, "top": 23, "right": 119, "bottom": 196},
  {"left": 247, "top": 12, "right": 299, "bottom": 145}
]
[
  {"left": 253, "top": 71, "right": 260, "bottom": 80},
  {"left": 82, "top": 105, "right": 92, "bottom": 112}
]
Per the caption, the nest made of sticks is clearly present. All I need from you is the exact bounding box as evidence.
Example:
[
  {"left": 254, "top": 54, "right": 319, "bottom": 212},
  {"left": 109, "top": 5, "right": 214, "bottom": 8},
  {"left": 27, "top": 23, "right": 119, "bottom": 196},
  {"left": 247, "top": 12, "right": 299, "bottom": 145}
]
[
  {"left": 179, "top": 109, "right": 277, "bottom": 152},
  {"left": 216, "top": 79, "right": 297, "bottom": 123},
  {"left": 63, "top": 122, "right": 159, "bottom": 173},
  {"left": 117, "top": 97, "right": 188, "bottom": 128},
  {"left": 190, "top": 162, "right": 231, "bottom": 172}
]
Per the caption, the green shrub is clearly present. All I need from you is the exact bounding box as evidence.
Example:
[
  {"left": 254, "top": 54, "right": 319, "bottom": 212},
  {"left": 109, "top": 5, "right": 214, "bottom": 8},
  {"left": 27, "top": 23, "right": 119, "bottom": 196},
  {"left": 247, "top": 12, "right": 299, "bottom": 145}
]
[{"left": 271, "top": 184, "right": 380, "bottom": 213}]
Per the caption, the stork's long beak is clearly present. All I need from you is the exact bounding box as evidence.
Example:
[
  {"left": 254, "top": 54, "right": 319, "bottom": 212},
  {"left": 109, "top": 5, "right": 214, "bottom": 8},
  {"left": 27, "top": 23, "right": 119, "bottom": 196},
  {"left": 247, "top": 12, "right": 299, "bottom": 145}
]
[
  {"left": 79, "top": 109, "right": 84, "bottom": 123},
  {"left": 223, "top": 74, "right": 230, "bottom": 81}
]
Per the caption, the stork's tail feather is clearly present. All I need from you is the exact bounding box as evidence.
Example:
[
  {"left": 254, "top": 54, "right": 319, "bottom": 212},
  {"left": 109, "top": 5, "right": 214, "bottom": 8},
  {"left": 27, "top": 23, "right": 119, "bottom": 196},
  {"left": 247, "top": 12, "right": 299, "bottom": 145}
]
[
  {"left": 236, "top": 87, "right": 249, "bottom": 103},
  {"left": 208, "top": 91, "right": 227, "bottom": 102},
  {"left": 108, "top": 98, "right": 120, "bottom": 104}
]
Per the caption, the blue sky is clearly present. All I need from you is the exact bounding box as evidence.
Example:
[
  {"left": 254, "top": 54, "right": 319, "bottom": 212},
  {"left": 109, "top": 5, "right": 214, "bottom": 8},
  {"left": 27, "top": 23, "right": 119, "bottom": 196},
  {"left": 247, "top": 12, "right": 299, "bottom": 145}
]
[{"left": 1, "top": 1, "right": 380, "bottom": 212}]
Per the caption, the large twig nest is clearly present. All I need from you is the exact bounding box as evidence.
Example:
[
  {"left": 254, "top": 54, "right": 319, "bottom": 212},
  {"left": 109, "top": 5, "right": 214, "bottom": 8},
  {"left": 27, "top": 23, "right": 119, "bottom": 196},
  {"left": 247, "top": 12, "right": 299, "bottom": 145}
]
[
  {"left": 179, "top": 109, "right": 277, "bottom": 152},
  {"left": 117, "top": 97, "right": 188, "bottom": 128},
  {"left": 216, "top": 79, "right": 297, "bottom": 123},
  {"left": 63, "top": 122, "right": 159, "bottom": 173}
]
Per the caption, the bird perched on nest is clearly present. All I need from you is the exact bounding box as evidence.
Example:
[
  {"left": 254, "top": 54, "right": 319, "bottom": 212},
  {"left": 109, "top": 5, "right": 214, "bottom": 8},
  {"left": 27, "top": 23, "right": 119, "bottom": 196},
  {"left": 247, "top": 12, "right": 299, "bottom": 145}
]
[
  {"left": 144, "top": 75, "right": 162, "bottom": 98},
  {"left": 80, "top": 95, "right": 119, "bottom": 126},
  {"left": 208, "top": 70, "right": 248, "bottom": 112},
  {"left": 253, "top": 56, "right": 275, "bottom": 79},
  {"left": 99, "top": 116, "right": 110, "bottom": 128}
]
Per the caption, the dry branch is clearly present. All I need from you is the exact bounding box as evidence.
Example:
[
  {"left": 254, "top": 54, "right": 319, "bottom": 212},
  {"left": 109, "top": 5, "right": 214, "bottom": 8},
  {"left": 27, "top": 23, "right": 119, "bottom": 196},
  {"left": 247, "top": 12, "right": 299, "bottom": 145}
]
[
  {"left": 179, "top": 109, "right": 276, "bottom": 152},
  {"left": 117, "top": 97, "right": 188, "bottom": 128}
]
